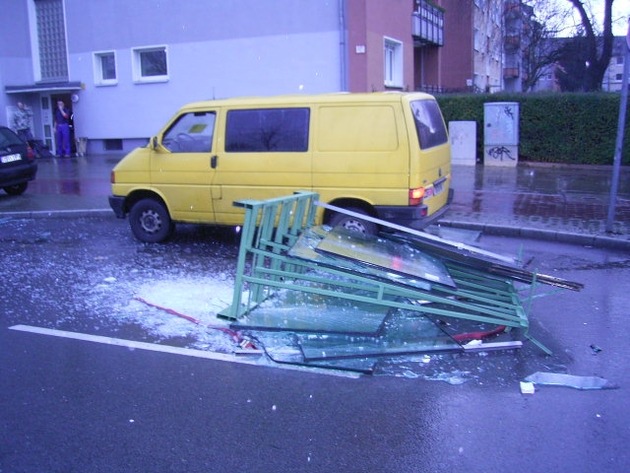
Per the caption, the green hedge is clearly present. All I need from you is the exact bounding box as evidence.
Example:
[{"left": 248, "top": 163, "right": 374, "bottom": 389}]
[{"left": 436, "top": 92, "right": 630, "bottom": 165}]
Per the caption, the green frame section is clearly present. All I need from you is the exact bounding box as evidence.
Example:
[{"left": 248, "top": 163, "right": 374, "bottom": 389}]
[{"left": 218, "top": 192, "right": 552, "bottom": 354}]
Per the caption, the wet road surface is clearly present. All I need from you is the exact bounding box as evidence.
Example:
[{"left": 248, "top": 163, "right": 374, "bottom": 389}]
[{"left": 1, "top": 215, "right": 629, "bottom": 472}]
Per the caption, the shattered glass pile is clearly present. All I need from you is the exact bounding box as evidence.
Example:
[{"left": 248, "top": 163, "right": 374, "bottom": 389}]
[{"left": 219, "top": 192, "right": 582, "bottom": 374}]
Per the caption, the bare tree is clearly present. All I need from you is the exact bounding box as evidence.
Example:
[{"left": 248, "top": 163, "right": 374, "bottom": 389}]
[
  {"left": 520, "top": 1, "right": 573, "bottom": 91},
  {"left": 565, "top": 0, "right": 616, "bottom": 91}
]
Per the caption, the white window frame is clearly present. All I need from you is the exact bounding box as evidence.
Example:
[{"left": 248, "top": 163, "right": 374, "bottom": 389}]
[
  {"left": 383, "top": 37, "right": 403, "bottom": 88},
  {"left": 132, "top": 45, "right": 169, "bottom": 84},
  {"left": 93, "top": 50, "right": 118, "bottom": 86}
]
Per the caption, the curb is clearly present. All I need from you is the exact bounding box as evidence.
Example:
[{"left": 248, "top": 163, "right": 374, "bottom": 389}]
[
  {"left": 0, "top": 209, "right": 113, "bottom": 219},
  {"left": 439, "top": 219, "right": 630, "bottom": 251}
]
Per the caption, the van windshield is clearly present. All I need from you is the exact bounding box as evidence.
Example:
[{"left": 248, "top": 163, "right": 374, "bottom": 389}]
[{"left": 410, "top": 100, "right": 447, "bottom": 150}]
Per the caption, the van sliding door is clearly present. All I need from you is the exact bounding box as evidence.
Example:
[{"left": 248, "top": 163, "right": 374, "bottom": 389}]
[{"left": 211, "top": 107, "right": 312, "bottom": 225}]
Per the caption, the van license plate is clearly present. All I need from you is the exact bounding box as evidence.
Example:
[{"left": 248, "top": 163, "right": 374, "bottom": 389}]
[{"left": 1, "top": 153, "right": 21, "bottom": 164}]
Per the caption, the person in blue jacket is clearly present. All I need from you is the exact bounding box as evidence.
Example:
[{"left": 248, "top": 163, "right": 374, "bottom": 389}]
[{"left": 54, "top": 100, "right": 72, "bottom": 157}]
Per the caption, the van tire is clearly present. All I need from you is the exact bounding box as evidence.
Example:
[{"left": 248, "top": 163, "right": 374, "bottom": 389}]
[
  {"left": 129, "top": 198, "right": 174, "bottom": 243},
  {"left": 328, "top": 207, "right": 377, "bottom": 236}
]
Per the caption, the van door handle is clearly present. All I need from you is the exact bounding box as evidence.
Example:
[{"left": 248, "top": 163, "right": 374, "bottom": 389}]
[{"left": 210, "top": 155, "right": 218, "bottom": 168}]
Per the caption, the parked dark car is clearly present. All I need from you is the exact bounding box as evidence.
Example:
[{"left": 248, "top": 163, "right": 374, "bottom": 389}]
[{"left": 0, "top": 126, "right": 37, "bottom": 195}]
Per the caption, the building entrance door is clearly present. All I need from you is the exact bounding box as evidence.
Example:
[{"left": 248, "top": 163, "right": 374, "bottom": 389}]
[{"left": 39, "top": 95, "right": 55, "bottom": 153}]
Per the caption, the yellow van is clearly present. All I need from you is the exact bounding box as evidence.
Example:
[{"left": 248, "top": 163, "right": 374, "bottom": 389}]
[{"left": 109, "top": 92, "right": 452, "bottom": 242}]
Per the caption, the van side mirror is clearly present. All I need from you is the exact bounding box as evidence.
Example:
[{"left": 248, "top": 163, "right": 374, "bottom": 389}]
[{"left": 152, "top": 136, "right": 158, "bottom": 149}]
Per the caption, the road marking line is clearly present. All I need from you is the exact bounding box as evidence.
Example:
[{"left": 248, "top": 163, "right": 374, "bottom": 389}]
[{"left": 8, "top": 324, "right": 360, "bottom": 378}]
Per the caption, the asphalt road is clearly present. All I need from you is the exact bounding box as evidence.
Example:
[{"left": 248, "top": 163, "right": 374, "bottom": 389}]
[{"left": 1, "top": 215, "right": 629, "bottom": 472}]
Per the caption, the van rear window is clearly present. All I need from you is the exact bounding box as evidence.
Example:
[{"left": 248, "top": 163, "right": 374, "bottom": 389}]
[
  {"left": 226, "top": 108, "right": 309, "bottom": 152},
  {"left": 410, "top": 100, "right": 448, "bottom": 150}
]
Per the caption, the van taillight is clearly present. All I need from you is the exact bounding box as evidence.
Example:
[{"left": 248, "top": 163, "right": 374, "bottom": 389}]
[
  {"left": 110, "top": 171, "right": 116, "bottom": 184},
  {"left": 409, "top": 187, "right": 425, "bottom": 206}
]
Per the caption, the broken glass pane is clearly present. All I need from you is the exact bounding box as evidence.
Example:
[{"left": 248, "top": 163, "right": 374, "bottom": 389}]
[
  {"left": 315, "top": 227, "right": 456, "bottom": 288},
  {"left": 298, "top": 315, "right": 461, "bottom": 361},
  {"left": 230, "top": 287, "right": 392, "bottom": 335},
  {"left": 389, "top": 232, "right": 583, "bottom": 291},
  {"left": 525, "top": 372, "right": 618, "bottom": 390},
  {"left": 247, "top": 330, "right": 377, "bottom": 373},
  {"left": 288, "top": 227, "right": 433, "bottom": 291}
]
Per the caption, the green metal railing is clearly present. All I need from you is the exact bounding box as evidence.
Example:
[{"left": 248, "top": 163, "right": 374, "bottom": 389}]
[{"left": 218, "top": 191, "right": 563, "bottom": 354}]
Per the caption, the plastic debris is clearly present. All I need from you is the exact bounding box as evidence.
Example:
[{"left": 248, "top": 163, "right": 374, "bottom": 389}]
[
  {"left": 520, "top": 381, "right": 535, "bottom": 394},
  {"left": 524, "top": 372, "right": 618, "bottom": 390},
  {"left": 590, "top": 344, "right": 603, "bottom": 354}
]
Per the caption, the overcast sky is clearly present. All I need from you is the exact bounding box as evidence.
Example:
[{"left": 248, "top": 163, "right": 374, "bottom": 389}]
[{"left": 578, "top": 0, "right": 627, "bottom": 36}]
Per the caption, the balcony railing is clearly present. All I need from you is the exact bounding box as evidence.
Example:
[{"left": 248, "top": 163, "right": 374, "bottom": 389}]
[{"left": 412, "top": 0, "right": 444, "bottom": 47}]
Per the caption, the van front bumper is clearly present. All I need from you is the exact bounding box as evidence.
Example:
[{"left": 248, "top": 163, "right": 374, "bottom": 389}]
[{"left": 109, "top": 195, "right": 127, "bottom": 218}]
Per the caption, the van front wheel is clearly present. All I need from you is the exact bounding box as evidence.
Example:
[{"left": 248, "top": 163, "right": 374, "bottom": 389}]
[
  {"left": 129, "top": 198, "right": 174, "bottom": 243},
  {"left": 328, "top": 207, "right": 377, "bottom": 236}
]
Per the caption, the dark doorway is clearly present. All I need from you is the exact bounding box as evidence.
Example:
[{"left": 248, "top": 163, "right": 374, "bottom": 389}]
[{"left": 51, "top": 93, "right": 76, "bottom": 155}]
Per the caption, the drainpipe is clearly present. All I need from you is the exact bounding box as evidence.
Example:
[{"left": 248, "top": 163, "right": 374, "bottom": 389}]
[{"left": 339, "top": 0, "right": 348, "bottom": 91}]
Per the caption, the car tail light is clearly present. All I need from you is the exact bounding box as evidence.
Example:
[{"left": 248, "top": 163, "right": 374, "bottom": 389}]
[
  {"left": 110, "top": 171, "right": 116, "bottom": 184},
  {"left": 408, "top": 187, "right": 425, "bottom": 206},
  {"left": 26, "top": 145, "right": 35, "bottom": 161}
]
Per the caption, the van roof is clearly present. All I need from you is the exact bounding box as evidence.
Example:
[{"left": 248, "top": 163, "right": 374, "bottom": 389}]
[{"left": 181, "top": 91, "right": 436, "bottom": 110}]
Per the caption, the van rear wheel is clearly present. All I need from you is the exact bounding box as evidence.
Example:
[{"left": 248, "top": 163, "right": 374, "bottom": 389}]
[
  {"left": 129, "top": 198, "right": 174, "bottom": 243},
  {"left": 328, "top": 207, "right": 377, "bottom": 236}
]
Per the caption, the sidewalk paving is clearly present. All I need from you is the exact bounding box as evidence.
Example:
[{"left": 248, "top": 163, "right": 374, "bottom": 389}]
[
  {"left": 1, "top": 154, "right": 629, "bottom": 250},
  {"left": 442, "top": 163, "right": 630, "bottom": 250}
]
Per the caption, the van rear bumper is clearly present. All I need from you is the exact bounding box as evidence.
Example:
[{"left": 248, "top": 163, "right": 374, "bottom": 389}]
[{"left": 375, "top": 188, "right": 453, "bottom": 230}]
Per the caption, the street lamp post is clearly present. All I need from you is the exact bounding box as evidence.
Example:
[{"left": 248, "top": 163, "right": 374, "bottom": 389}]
[{"left": 605, "top": 19, "right": 630, "bottom": 233}]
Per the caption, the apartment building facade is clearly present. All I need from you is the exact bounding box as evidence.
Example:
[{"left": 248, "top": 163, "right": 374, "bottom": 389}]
[
  {"left": 412, "top": 0, "right": 504, "bottom": 93},
  {"left": 602, "top": 37, "right": 629, "bottom": 92},
  {"left": 3, "top": 0, "right": 547, "bottom": 155},
  {"left": 1, "top": 0, "right": 418, "bottom": 155}
]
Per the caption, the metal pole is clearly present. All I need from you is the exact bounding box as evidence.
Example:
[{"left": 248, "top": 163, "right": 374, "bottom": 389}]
[{"left": 606, "top": 20, "right": 630, "bottom": 233}]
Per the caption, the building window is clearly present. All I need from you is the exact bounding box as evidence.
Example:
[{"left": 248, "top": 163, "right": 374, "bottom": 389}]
[
  {"left": 34, "top": 0, "right": 68, "bottom": 81},
  {"left": 93, "top": 51, "right": 117, "bottom": 86},
  {"left": 384, "top": 37, "right": 403, "bottom": 88},
  {"left": 132, "top": 46, "right": 168, "bottom": 83}
]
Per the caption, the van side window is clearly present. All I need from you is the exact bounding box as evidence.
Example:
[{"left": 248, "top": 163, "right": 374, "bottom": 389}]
[
  {"left": 225, "top": 108, "right": 309, "bottom": 152},
  {"left": 162, "top": 111, "right": 215, "bottom": 153},
  {"left": 410, "top": 100, "right": 447, "bottom": 150}
]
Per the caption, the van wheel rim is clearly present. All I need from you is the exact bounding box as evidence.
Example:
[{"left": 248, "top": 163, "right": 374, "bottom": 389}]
[
  {"left": 343, "top": 220, "right": 366, "bottom": 234},
  {"left": 140, "top": 210, "right": 162, "bottom": 234}
]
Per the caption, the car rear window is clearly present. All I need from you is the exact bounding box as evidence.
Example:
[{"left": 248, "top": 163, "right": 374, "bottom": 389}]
[
  {"left": 225, "top": 108, "right": 309, "bottom": 152},
  {"left": 0, "top": 128, "right": 24, "bottom": 148}
]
